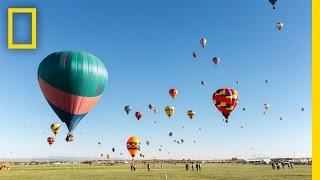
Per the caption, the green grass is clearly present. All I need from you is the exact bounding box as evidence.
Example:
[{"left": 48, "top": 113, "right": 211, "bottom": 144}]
[{"left": 0, "top": 163, "right": 311, "bottom": 180}]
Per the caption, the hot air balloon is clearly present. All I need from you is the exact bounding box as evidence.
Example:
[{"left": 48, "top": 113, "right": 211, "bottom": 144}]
[
  {"left": 301, "top": 107, "right": 305, "bottom": 111},
  {"left": 201, "top": 81, "right": 205, "bottom": 85},
  {"left": 165, "top": 106, "right": 175, "bottom": 118},
  {"left": 146, "top": 140, "right": 150, "bottom": 146},
  {"left": 124, "top": 106, "right": 132, "bottom": 115},
  {"left": 265, "top": 80, "right": 269, "bottom": 84},
  {"left": 269, "top": 0, "right": 277, "bottom": 9},
  {"left": 135, "top": 111, "right": 142, "bottom": 120},
  {"left": 264, "top": 103, "right": 270, "bottom": 110},
  {"left": 100, "top": 153, "right": 104, "bottom": 157},
  {"left": 38, "top": 51, "right": 108, "bottom": 142},
  {"left": 50, "top": 123, "right": 61, "bottom": 136},
  {"left": 276, "top": 22, "right": 284, "bottom": 30},
  {"left": 212, "top": 88, "right": 239, "bottom": 119},
  {"left": 98, "top": 141, "right": 101, "bottom": 146},
  {"left": 242, "top": 108, "right": 246, "bottom": 111},
  {"left": 236, "top": 81, "right": 240, "bottom": 84},
  {"left": 212, "top": 57, "right": 220, "bottom": 65},
  {"left": 169, "top": 132, "right": 173, "bottom": 137},
  {"left": 47, "top": 137, "right": 55, "bottom": 146},
  {"left": 127, "top": 136, "right": 141, "bottom": 158},
  {"left": 169, "top": 88, "right": 178, "bottom": 99},
  {"left": 148, "top": 104, "right": 153, "bottom": 110},
  {"left": 187, "top": 110, "right": 196, "bottom": 119},
  {"left": 192, "top": 51, "right": 197, "bottom": 58},
  {"left": 112, "top": 147, "right": 115, "bottom": 152},
  {"left": 153, "top": 108, "right": 158, "bottom": 114},
  {"left": 106, "top": 154, "right": 110, "bottom": 159},
  {"left": 200, "top": 38, "right": 207, "bottom": 47},
  {"left": 181, "top": 139, "right": 184, "bottom": 143}
]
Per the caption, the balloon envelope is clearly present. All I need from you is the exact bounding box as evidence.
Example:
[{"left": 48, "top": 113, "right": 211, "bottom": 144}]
[
  {"left": 50, "top": 123, "right": 61, "bottom": 135},
  {"left": 127, "top": 136, "right": 141, "bottom": 158},
  {"left": 165, "top": 106, "right": 175, "bottom": 118},
  {"left": 38, "top": 51, "right": 108, "bottom": 133},
  {"left": 212, "top": 88, "right": 239, "bottom": 119},
  {"left": 169, "top": 88, "right": 178, "bottom": 99}
]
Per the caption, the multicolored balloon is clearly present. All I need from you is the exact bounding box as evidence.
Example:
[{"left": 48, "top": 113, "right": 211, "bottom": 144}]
[
  {"left": 212, "top": 88, "right": 239, "bottom": 119},
  {"left": 269, "top": 0, "right": 277, "bottom": 9},
  {"left": 124, "top": 106, "right": 132, "bottom": 115},
  {"left": 127, "top": 136, "right": 141, "bottom": 158},
  {"left": 276, "top": 22, "right": 284, "bottom": 30},
  {"left": 187, "top": 110, "right": 196, "bottom": 119},
  {"left": 212, "top": 57, "right": 220, "bottom": 65},
  {"left": 200, "top": 38, "right": 207, "bottom": 47},
  {"left": 135, "top": 111, "right": 142, "bottom": 120},
  {"left": 38, "top": 51, "right": 108, "bottom": 139},
  {"left": 192, "top": 51, "right": 197, "bottom": 58},
  {"left": 47, "top": 137, "right": 55, "bottom": 146},
  {"left": 169, "top": 88, "right": 178, "bottom": 99},
  {"left": 165, "top": 106, "right": 175, "bottom": 118},
  {"left": 50, "top": 123, "right": 61, "bottom": 136}
]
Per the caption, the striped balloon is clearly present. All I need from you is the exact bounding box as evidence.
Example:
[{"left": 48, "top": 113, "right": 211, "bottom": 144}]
[
  {"left": 212, "top": 88, "right": 239, "bottom": 119},
  {"left": 127, "top": 136, "right": 141, "bottom": 158},
  {"left": 38, "top": 51, "right": 108, "bottom": 133}
]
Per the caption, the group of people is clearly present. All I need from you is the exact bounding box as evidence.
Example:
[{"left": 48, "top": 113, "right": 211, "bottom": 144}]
[
  {"left": 185, "top": 162, "right": 202, "bottom": 171},
  {"left": 130, "top": 164, "right": 137, "bottom": 171},
  {"left": 271, "top": 161, "right": 293, "bottom": 170}
]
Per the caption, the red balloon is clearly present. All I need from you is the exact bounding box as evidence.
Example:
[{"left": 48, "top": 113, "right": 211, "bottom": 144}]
[
  {"left": 47, "top": 137, "right": 55, "bottom": 146},
  {"left": 212, "top": 88, "right": 239, "bottom": 119},
  {"left": 169, "top": 88, "right": 178, "bottom": 99},
  {"left": 135, "top": 111, "right": 142, "bottom": 120}
]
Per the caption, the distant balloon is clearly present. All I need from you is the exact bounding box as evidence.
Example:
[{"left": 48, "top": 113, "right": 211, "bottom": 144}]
[
  {"left": 135, "top": 111, "right": 143, "bottom": 121},
  {"left": 112, "top": 147, "right": 115, "bottom": 152},
  {"left": 236, "top": 81, "right": 240, "bottom": 84},
  {"left": 100, "top": 153, "right": 104, "bottom": 157},
  {"left": 301, "top": 108, "right": 305, "bottom": 112},
  {"left": 47, "top": 137, "right": 55, "bottom": 146},
  {"left": 127, "top": 136, "right": 141, "bottom": 158},
  {"left": 280, "top": 117, "right": 283, "bottom": 120},
  {"left": 187, "top": 110, "right": 196, "bottom": 119},
  {"left": 169, "top": 132, "right": 173, "bottom": 137},
  {"left": 148, "top": 104, "right": 154, "bottom": 110},
  {"left": 276, "top": 22, "right": 284, "bottom": 30},
  {"left": 265, "top": 80, "right": 269, "bottom": 84},
  {"left": 181, "top": 139, "right": 184, "bottom": 143},
  {"left": 201, "top": 81, "right": 205, "bottom": 85},
  {"left": 165, "top": 106, "right": 175, "bottom": 118},
  {"left": 153, "top": 108, "right": 158, "bottom": 114},
  {"left": 269, "top": 0, "right": 277, "bottom": 9},
  {"left": 212, "top": 88, "right": 239, "bottom": 119},
  {"left": 200, "top": 38, "right": 207, "bottom": 47},
  {"left": 212, "top": 57, "right": 220, "bottom": 65},
  {"left": 169, "top": 88, "right": 178, "bottom": 99},
  {"left": 50, "top": 123, "right": 61, "bottom": 136},
  {"left": 192, "top": 51, "right": 197, "bottom": 58},
  {"left": 242, "top": 108, "right": 246, "bottom": 111},
  {"left": 264, "top": 103, "right": 270, "bottom": 110},
  {"left": 98, "top": 142, "right": 101, "bottom": 146},
  {"left": 124, "top": 106, "right": 132, "bottom": 115},
  {"left": 146, "top": 140, "right": 150, "bottom": 146}
]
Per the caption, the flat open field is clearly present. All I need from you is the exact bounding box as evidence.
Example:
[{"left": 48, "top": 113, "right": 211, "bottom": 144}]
[{"left": 0, "top": 163, "right": 311, "bottom": 180}]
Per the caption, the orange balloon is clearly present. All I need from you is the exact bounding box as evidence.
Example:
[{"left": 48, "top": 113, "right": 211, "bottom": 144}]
[{"left": 127, "top": 136, "right": 140, "bottom": 158}]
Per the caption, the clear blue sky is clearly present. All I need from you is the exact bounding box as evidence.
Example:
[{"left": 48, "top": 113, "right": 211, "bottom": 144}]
[{"left": 0, "top": 0, "right": 311, "bottom": 160}]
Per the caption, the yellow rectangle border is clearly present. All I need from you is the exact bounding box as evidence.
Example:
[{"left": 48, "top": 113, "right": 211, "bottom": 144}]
[
  {"left": 312, "top": 0, "right": 318, "bottom": 179},
  {"left": 8, "top": 8, "right": 37, "bottom": 49}
]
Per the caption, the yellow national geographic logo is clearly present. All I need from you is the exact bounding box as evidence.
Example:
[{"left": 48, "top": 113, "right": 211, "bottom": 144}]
[{"left": 7, "top": 8, "right": 37, "bottom": 49}]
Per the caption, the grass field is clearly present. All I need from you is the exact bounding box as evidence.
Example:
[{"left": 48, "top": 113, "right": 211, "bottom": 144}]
[{"left": 0, "top": 163, "right": 311, "bottom": 180}]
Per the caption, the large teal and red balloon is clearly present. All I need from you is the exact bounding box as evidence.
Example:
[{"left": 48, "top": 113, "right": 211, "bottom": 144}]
[{"left": 38, "top": 51, "right": 108, "bottom": 134}]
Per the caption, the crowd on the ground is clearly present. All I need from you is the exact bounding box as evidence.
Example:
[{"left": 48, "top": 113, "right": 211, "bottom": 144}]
[{"left": 271, "top": 161, "right": 294, "bottom": 170}]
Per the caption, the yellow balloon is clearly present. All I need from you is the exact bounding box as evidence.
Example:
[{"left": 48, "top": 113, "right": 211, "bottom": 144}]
[
  {"left": 165, "top": 106, "right": 175, "bottom": 118},
  {"left": 51, "top": 123, "right": 61, "bottom": 135}
]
